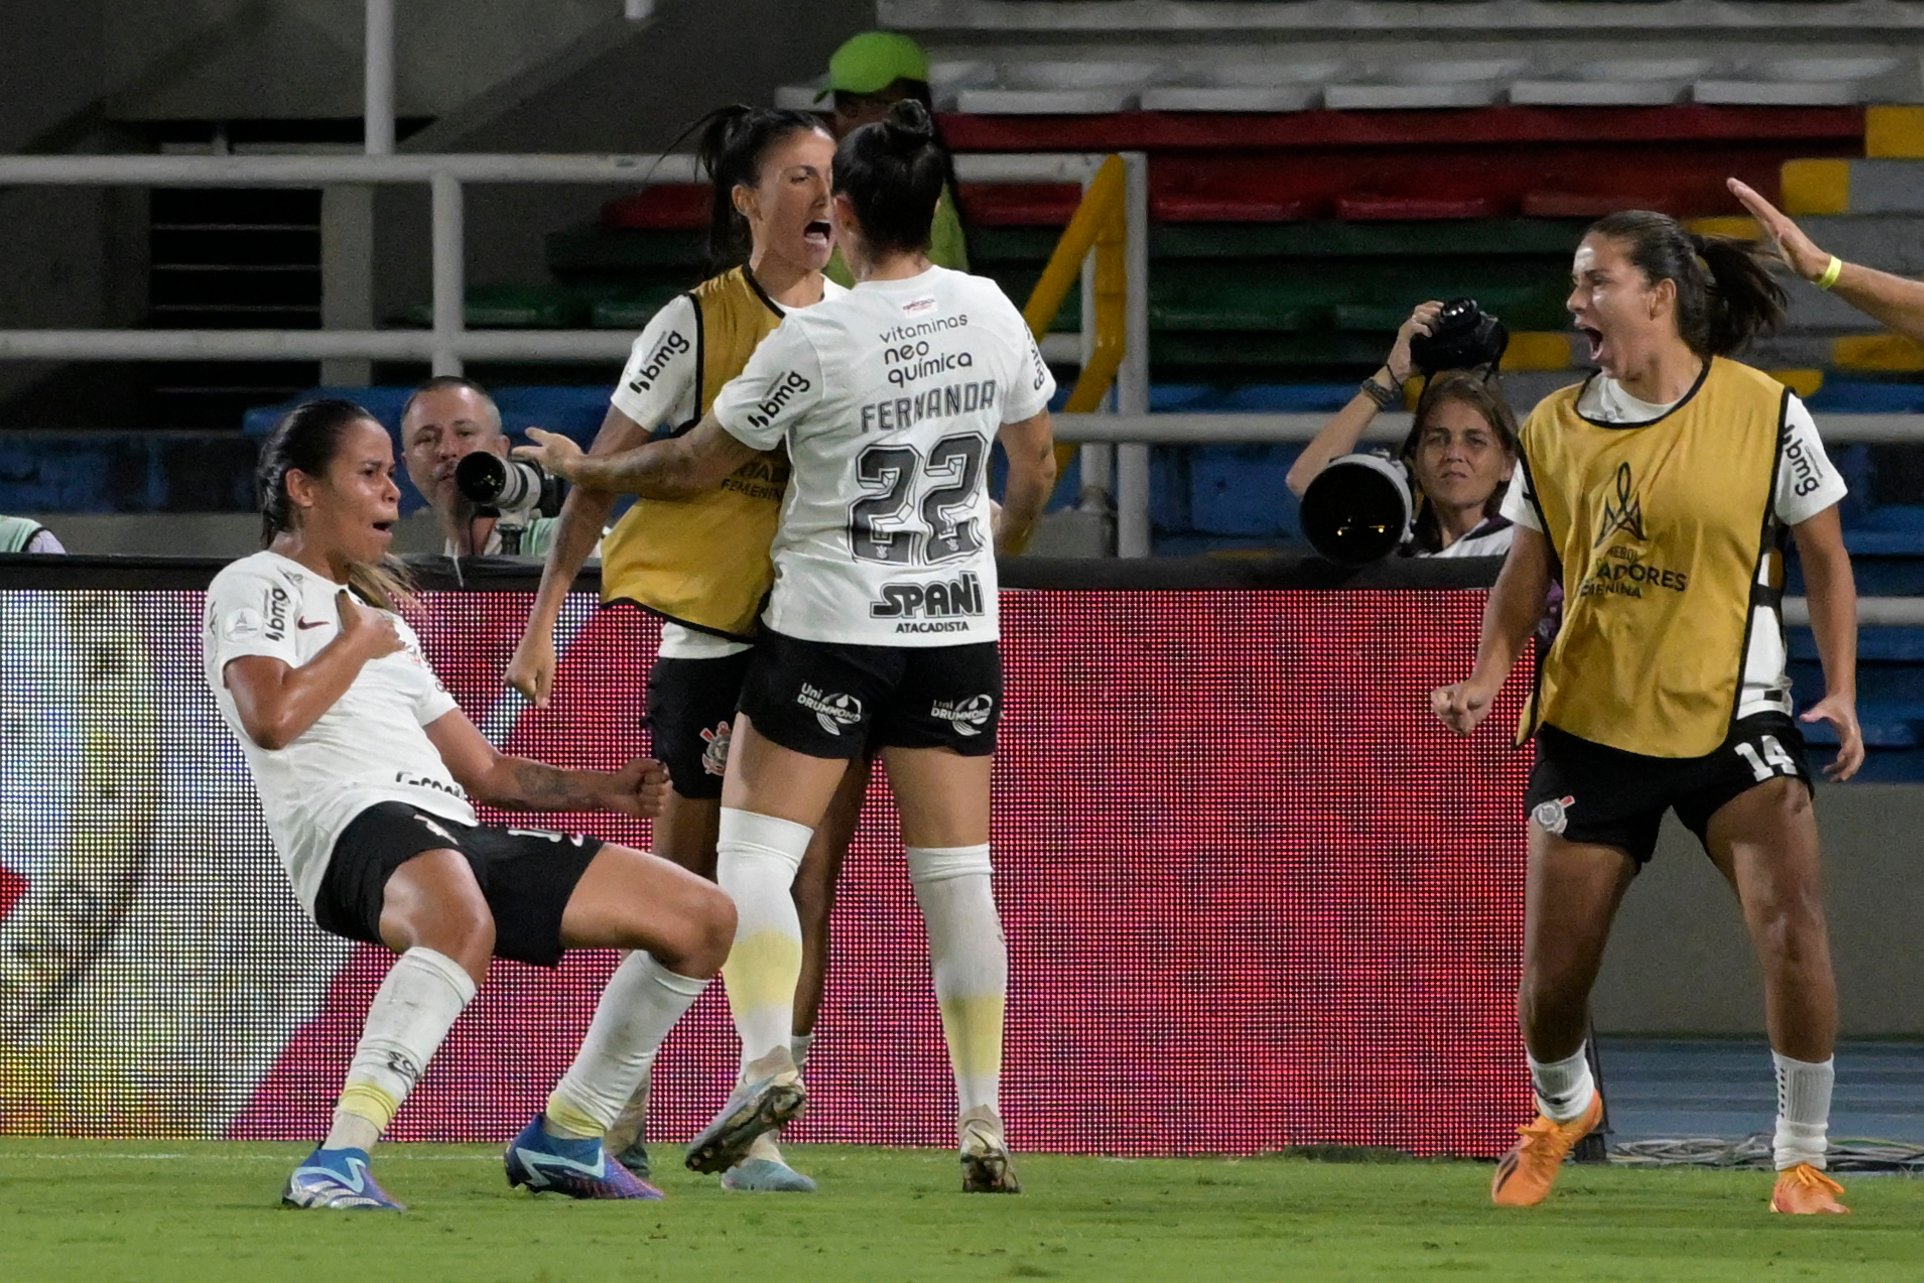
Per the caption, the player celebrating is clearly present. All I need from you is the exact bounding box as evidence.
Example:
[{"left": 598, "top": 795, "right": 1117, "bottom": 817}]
[
  {"left": 517, "top": 99, "right": 1057, "bottom": 1192},
  {"left": 206, "top": 400, "right": 735, "bottom": 1210},
  {"left": 506, "top": 106, "right": 857, "bottom": 1193},
  {"left": 1433, "top": 211, "right": 1861, "bottom": 1214}
]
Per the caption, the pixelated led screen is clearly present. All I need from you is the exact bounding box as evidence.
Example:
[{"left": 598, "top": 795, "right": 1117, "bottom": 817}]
[{"left": 0, "top": 587, "right": 1530, "bottom": 1156}]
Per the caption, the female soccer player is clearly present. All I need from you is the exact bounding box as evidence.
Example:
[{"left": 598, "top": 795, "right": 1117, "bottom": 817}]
[
  {"left": 505, "top": 106, "right": 854, "bottom": 1192},
  {"left": 206, "top": 400, "right": 734, "bottom": 1210},
  {"left": 1432, "top": 211, "right": 1862, "bottom": 1215},
  {"left": 1287, "top": 300, "right": 1520, "bottom": 558},
  {"left": 518, "top": 99, "right": 1058, "bottom": 1193}
]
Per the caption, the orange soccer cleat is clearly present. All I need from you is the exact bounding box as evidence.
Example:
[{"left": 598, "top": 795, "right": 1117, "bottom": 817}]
[
  {"left": 1490, "top": 1092, "right": 1603, "bottom": 1208},
  {"left": 1770, "top": 1164, "right": 1850, "bottom": 1215}
]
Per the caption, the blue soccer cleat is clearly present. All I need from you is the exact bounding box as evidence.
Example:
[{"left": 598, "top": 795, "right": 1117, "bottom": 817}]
[
  {"left": 504, "top": 1114, "right": 664, "bottom": 1200},
  {"left": 684, "top": 1048, "right": 808, "bottom": 1176},
  {"left": 281, "top": 1146, "right": 406, "bottom": 1211}
]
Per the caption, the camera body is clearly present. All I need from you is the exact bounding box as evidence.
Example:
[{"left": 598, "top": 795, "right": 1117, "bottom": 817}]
[
  {"left": 1407, "top": 296, "right": 1508, "bottom": 376},
  {"left": 453, "top": 450, "right": 566, "bottom": 554}
]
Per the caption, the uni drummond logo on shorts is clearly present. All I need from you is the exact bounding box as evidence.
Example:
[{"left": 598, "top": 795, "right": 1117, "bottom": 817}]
[
  {"left": 930, "top": 694, "right": 995, "bottom": 737},
  {"left": 1532, "top": 795, "right": 1576, "bottom": 835},
  {"left": 797, "top": 682, "right": 863, "bottom": 736}
]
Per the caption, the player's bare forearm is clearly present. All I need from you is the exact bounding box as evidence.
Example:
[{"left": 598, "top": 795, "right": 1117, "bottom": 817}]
[
  {"left": 529, "top": 485, "right": 616, "bottom": 626},
  {"left": 995, "top": 411, "right": 1056, "bottom": 555},
  {"left": 1829, "top": 263, "right": 1924, "bottom": 346},
  {"left": 568, "top": 437, "right": 691, "bottom": 498},
  {"left": 997, "top": 465, "right": 1054, "bottom": 556},
  {"left": 565, "top": 415, "right": 756, "bottom": 500},
  {"left": 1469, "top": 526, "right": 1551, "bottom": 691},
  {"left": 1795, "top": 512, "right": 1859, "bottom": 700},
  {"left": 475, "top": 757, "right": 618, "bottom": 812}
]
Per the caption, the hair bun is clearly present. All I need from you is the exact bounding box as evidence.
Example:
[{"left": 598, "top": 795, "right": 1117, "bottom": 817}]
[{"left": 880, "top": 98, "right": 934, "bottom": 153}]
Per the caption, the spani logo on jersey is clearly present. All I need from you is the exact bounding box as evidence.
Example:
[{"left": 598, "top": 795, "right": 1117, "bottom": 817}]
[
  {"left": 872, "top": 572, "right": 985, "bottom": 634},
  {"left": 795, "top": 682, "right": 863, "bottom": 737},
  {"left": 743, "top": 371, "right": 811, "bottom": 432}
]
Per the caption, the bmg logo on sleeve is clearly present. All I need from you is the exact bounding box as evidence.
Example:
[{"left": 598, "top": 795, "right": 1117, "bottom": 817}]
[{"left": 745, "top": 371, "right": 812, "bottom": 431}]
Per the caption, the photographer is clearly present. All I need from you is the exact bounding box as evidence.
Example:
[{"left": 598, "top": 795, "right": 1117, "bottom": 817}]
[
  {"left": 400, "top": 377, "right": 561, "bottom": 558},
  {"left": 1286, "top": 300, "right": 1518, "bottom": 559}
]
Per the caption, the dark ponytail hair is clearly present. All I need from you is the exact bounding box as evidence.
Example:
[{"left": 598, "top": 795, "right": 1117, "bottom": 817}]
[
  {"left": 694, "top": 104, "right": 834, "bottom": 270},
  {"left": 832, "top": 99, "right": 946, "bottom": 257},
  {"left": 257, "top": 398, "right": 414, "bottom": 612},
  {"left": 1586, "top": 209, "right": 1787, "bottom": 358}
]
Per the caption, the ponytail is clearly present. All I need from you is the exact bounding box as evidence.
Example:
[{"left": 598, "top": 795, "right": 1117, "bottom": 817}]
[
  {"left": 832, "top": 99, "right": 946, "bottom": 256},
  {"left": 1691, "top": 231, "right": 1788, "bottom": 357},
  {"left": 1587, "top": 210, "right": 1786, "bottom": 358}
]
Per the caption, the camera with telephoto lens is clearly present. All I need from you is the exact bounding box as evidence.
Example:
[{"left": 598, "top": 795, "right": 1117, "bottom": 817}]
[
  {"left": 1299, "top": 451, "right": 1415, "bottom": 566},
  {"left": 1407, "top": 296, "right": 1508, "bottom": 375},
  {"left": 453, "top": 450, "right": 566, "bottom": 554}
]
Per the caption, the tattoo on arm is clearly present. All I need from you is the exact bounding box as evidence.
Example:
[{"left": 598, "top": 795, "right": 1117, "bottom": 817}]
[
  {"left": 576, "top": 438, "right": 699, "bottom": 499},
  {"left": 491, "top": 758, "right": 606, "bottom": 810}
]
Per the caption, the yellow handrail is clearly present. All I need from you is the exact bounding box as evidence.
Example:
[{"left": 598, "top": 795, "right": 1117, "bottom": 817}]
[{"left": 1021, "top": 154, "right": 1129, "bottom": 485}]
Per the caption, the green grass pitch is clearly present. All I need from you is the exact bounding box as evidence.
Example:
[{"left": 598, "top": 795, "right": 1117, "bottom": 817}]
[{"left": 4, "top": 1141, "right": 1921, "bottom": 1282}]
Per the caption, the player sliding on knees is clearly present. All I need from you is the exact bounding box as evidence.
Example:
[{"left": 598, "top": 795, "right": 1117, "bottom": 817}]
[
  {"left": 517, "top": 100, "right": 1056, "bottom": 1193},
  {"left": 204, "top": 400, "right": 735, "bottom": 1210}
]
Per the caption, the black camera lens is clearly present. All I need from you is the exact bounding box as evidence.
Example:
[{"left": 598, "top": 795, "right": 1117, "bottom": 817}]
[
  {"left": 455, "top": 451, "right": 544, "bottom": 509},
  {"left": 1300, "top": 454, "right": 1415, "bottom": 566}
]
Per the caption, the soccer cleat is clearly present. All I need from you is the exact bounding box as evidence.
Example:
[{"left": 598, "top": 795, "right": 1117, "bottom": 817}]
[
  {"left": 1490, "top": 1092, "right": 1603, "bottom": 1208},
  {"left": 611, "top": 1136, "right": 652, "bottom": 1180},
  {"left": 721, "top": 1131, "right": 816, "bottom": 1193},
  {"left": 685, "top": 1047, "right": 808, "bottom": 1175},
  {"left": 958, "top": 1105, "right": 1021, "bottom": 1194},
  {"left": 281, "top": 1146, "right": 405, "bottom": 1211},
  {"left": 1770, "top": 1163, "right": 1850, "bottom": 1215},
  {"left": 504, "top": 1113, "right": 664, "bottom": 1200}
]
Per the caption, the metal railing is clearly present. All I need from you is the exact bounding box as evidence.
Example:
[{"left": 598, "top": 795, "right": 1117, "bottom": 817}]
[{"left": 0, "top": 147, "right": 1157, "bottom": 553}]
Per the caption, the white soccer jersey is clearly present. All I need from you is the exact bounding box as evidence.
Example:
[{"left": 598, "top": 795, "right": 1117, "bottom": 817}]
[
  {"left": 202, "top": 551, "right": 477, "bottom": 917},
  {"left": 608, "top": 279, "right": 849, "bottom": 660},
  {"left": 712, "top": 266, "right": 1055, "bottom": 646},
  {"left": 1501, "top": 380, "right": 1848, "bottom": 720}
]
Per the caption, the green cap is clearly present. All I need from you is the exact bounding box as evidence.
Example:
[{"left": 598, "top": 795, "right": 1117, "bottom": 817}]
[{"left": 816, "top": 31, "right": 930, "bottom": 102}]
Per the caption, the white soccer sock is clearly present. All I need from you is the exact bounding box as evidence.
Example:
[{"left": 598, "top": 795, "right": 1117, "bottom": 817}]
[
  {"left": 1772, "top": 1051, "right": 1834, "bottom": 1171},
  {"left": 717, "top": 808, "right": 811, "bottom": 1073},
  {"left": 545, "top": 952, "right": 708, "bottom": 1139},
  {"left": 1527, "top": 1043, "right": 1596, "bottom": 1123},
  {"left": 602, "top": 1068, "right": 651, "bottom": 1156},
  {"left": 908, "top": 845, "right": 1006, "bottom": 1116},
  {"left": 789, "top": 1032, "right": 814, "bottom": 1075},
  {"left": 324, "top": 946, "right": 476, "bottom": 1152}
]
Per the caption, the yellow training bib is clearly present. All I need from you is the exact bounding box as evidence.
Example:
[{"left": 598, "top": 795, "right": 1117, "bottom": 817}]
[
  {"left": 1519, "top": 357, "right": 1786, "bottom": 757},
  {"left": 598, "top": 267, "right": 793, "bottom": 638}
]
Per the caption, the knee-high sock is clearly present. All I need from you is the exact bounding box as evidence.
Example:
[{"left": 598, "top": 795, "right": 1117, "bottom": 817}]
[
  {"left": 1773, "top": 1051, "right": 1834, "bottom": 1170},
  {"left": 717, "top": 808, "right": 811, "bottom": 1073},
  {"left": 908, "top": 845, "right": 1006, "bottom": 1116},
  {"left": 324, "top": 946, "right": 476, "bottom": 1152},
  {"left": 544, "top": 952, "right": 708, "bottom": 1139}
]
